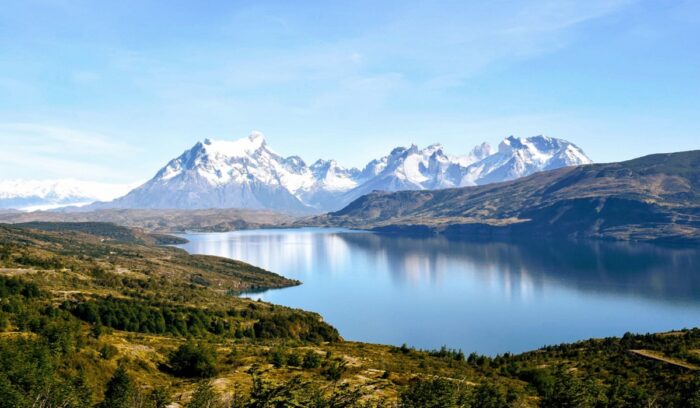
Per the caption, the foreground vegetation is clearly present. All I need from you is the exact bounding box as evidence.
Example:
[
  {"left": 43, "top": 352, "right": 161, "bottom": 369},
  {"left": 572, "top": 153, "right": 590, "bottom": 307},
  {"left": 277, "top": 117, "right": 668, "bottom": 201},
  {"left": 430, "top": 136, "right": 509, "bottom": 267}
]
[{"left": 1, "top": 222, "right": 700, "bottom": 407}]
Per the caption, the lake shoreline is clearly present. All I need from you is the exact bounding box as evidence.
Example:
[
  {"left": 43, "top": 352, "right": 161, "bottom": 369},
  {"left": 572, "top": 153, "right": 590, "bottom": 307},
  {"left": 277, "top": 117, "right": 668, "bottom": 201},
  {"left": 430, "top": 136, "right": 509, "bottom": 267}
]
[{"left": 177, "top": 227, "right": 700, "bottom": 356}]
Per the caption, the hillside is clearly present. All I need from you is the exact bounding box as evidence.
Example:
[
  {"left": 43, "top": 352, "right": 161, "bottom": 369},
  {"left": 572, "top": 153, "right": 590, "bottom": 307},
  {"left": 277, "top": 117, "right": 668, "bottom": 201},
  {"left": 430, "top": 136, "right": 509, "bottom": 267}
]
[
  {"left": 0, "top": 222, "right": 299, "bottom": 293},
  {"left": 312, "top": 150, "right": 700, "bottom": 242},
  {"left": 2, "top": 222, "right": 700, "bottom": 407},
  {"left": 0, "top": 208, "right": 298, "bottom": 233}
]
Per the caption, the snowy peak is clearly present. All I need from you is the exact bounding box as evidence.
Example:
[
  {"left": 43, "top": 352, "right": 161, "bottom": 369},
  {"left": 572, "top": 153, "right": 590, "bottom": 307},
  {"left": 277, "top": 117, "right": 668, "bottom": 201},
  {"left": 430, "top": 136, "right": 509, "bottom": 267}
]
[
  {"left": 340, "top": 135, "right": 591, "bottom": 207},
  {"left": 471, "top": 142, "right": 493, "bottom": 160},
  {"left": 471, "top": 135, "right": 592, "bottom": 185},
  {"left": 94, "top": 131, "right": 592, "bottom": 213},
  {"left": 0, "top": 179, "right": 137, "bottom": 211},
  {"left": 202, "top": 131, "right": 267, "bottom": 158},
  {"left": 155, "top": 132, "right": 297, "bottom": 188},
  {"left": 455, "top": 142, "right": 493, "bottom": 167},
  {"left": 307, "top": 160, "right": 360, "bottom": 192},
  {"left": 496, "top": 135, "right": 591, "bottom": 167},
  {"left": 344, "top": 142, "right": 466, "bottom": 199}
]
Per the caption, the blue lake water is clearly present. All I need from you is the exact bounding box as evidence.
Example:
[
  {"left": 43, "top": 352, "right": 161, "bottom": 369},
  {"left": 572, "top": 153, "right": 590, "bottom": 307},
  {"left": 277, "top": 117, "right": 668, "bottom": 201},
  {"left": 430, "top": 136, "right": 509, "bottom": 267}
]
[{"left": 178, "top": 228, "right": 700, "bottom": 355}]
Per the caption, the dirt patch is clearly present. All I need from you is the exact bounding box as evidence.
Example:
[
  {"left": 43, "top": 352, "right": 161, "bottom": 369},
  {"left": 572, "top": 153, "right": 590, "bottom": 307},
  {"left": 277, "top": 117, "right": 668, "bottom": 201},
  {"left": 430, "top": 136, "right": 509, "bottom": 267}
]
[{"left": 630, "top": 349, "right": 699, "bottom": 370}]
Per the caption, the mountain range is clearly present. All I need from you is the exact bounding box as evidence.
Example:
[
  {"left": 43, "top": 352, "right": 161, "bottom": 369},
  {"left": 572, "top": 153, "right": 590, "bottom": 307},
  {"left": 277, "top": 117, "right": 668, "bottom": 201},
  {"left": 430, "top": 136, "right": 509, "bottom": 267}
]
[
  {"left": 4, "top": 150, "right": 698, "bottom": 243},
  {"left": 90, "top": 132, "right": 591, "bottom": 213},
  {"left": 312, "top": 150, "right": 700, "bottom": 242},
  {"left": 0, "top": 179, "right": 136, "bottom": 211}
]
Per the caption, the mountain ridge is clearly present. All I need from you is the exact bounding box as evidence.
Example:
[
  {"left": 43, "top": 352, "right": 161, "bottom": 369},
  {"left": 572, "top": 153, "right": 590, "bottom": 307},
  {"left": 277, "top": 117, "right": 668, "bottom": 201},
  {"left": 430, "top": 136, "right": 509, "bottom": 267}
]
[
  {"left": 0, "top": 179, "right": 137, "bottom": 211},
  {"left": 310, "top": 150, "right": 700, "bottom": 243},
  {"left": 90, "top": 132, "right": 591, "bottom": 212}
]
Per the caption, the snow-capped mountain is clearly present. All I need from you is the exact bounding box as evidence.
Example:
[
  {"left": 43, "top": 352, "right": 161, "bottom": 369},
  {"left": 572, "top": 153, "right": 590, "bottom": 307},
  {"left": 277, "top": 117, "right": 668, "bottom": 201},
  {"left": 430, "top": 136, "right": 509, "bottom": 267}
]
[
  {"left": 94, "top": 132, "right": 591, "bottom": 213},
  {"left": 297, "top": 160, "right": 362, "bottom": 210},
  {"left": 339, "top": 143, "right": 464, "bottom": 204},
  {"left": 337, "top": 135, "right": 590, "bottom": 208},
  {"left": 0, "top": 179, "right": 137, "bottom": 211},
  {"left": 458, "top": 135, "right": 592, "bottom": 186},
  {"left": 98, "top": 132, "right": 364, "bottom": 213}
]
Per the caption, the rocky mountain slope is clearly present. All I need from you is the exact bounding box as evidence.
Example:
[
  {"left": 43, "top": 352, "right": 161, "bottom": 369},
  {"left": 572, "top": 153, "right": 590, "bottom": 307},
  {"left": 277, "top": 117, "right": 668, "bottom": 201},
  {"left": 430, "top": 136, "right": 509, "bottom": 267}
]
[
  {"left": 92, "top": 132, "right": 591, "bottom": 212},
  {"left": 313, "top": 150, "right": 700, "bottom": 242}
]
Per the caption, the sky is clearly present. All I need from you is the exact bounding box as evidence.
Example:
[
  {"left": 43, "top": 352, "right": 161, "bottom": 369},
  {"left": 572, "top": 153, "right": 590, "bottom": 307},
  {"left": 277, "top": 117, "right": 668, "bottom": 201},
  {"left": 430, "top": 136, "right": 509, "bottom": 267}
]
[{"left": 1, "top": 0, "right": 699, "bottom": 183}]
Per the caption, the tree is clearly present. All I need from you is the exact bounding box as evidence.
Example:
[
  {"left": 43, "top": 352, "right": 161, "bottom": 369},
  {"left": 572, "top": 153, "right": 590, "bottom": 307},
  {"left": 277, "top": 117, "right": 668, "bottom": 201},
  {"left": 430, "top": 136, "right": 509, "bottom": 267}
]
[
  {"left": 100, "top": 366, "right": 136, "bottom": 408},
  {"left": 169, "top": 341, "right": 217, "bottom": 378},
  {"left": 469, "top": 383, "right": 508, "bottom": 408},
  {"left": 150, "top": 387, "right": 170, "bottom": 408},
  {"left": 187, "top": 381, "right": 220, "bottom": 408},
  {"left": 399, "top": 377, "right": 465, "bottom": 408},
  {"left": 540, "top": 371, "right": 597, "bottom": 408}
]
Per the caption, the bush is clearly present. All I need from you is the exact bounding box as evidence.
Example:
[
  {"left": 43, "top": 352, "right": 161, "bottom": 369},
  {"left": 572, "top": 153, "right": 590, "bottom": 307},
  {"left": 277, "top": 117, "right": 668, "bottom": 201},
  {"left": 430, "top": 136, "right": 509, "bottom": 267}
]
[
  {"left": 0, "top": 338, "right": 91, "bottom": 408},
  {"left": 150, "top": 387, "right": 170, "bottom": 408},
  {"left": 186, "top": 381, "right": 220, "bottom": 408},
  {"left": 469, "top": 383, "right": 508, "bottom": 408},
  {"left": 252, "top": 313, "right": 340, "bottom": 342},
  {"left": 321, "top": 360, "right": 347, "bottom": 381},
  {"left": 0, "top": 276, "right": 40, "bottom": 298},
  {"left": 100, "top": 343, "right": 118, "bottom": 360},
  {"left": 400, "top": 377, "right": 466, "bottom": 408},
  {"left": 302, "top": 350, "right": 321, "bottom": 369},
  {"left": 287, "top": 352, "right": 301, "bottom": 367},
  {"left": 270, "top": 349, "right": 286, "bottom": 368},
  {"left": 540, "top": 370, "right": 598, "bottom": 408},
  {"left": 168, "top": 342, "right": 217, "bottom": 378}
]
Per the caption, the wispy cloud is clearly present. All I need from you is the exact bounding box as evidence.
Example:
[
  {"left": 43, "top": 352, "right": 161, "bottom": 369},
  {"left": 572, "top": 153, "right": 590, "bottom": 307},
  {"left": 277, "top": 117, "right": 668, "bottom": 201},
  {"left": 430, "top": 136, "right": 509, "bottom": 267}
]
[
  {"left": 0, "top": 123, "right": 137, "bottom": 154},
  {"left": 2, "top": 0, "right": 695, "bottom": 175},
  {"left": 0, "top": 123, "right": 140, "bottom": 180},
  {"left": 95, "top": 0, "right": 636, "bottom": 116}
]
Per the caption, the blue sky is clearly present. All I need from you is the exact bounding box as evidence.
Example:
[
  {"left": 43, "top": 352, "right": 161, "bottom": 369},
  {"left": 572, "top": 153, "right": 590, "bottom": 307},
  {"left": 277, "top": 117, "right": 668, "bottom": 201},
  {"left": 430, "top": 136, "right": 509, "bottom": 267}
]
[{"left": 1, "top": 0, "right": 699, "bottom": 182}]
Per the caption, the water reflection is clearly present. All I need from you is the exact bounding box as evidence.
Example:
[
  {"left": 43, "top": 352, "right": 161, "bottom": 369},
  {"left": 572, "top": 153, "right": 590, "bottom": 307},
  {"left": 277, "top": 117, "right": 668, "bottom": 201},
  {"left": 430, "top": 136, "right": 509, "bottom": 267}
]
[
  {"left": 179, "top": 228, "right": 700, "bottom": 354},
  {"left": 337, "top": 233, "right": 700, "bottom": 304}
]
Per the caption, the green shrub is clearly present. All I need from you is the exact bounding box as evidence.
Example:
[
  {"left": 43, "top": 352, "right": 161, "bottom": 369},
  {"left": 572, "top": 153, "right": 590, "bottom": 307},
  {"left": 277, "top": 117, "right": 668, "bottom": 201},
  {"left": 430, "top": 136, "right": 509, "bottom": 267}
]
[
  {"left": 100, "top": 343, "right": 118, "bottom": 360},
  {"left": 186, "top": 381, "right": 220, "bottom": 408},
  {"left": 270, "top": 349, "right": 286, "bottom": 368},
  {"left": 287, "top": 351, "right": 301, "bottom": 367},
  {"left": 168, "top": 342, "right": 217, "bottom": 378},
  {"left": 321, "top": 360, "right": 347, "bottom": 381},
  {"left": 400, "top": 377, "right": 466, "bottom": 408},
  {"left": 302, "top": 350, "right": 321, "bottom": 369}
]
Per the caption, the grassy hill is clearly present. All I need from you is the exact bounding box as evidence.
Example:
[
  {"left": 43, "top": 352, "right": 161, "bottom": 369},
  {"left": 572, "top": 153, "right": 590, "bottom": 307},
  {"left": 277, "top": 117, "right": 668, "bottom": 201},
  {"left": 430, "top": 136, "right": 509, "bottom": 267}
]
[
  {"left": 0, "top": 208, "right": 298, "bottom": 233},
  {"left": 311, "top": 150, "right": 700, "bottom": 243},
  {"left": 1, "top": 222, "right": 700, "bottom": 406}
]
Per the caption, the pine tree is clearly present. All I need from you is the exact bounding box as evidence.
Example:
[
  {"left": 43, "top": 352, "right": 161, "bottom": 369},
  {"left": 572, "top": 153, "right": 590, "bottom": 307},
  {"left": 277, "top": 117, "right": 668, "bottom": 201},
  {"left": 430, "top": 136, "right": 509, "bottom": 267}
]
[{"left": 100, "top": 365, "right": 136, "bottom": 408}]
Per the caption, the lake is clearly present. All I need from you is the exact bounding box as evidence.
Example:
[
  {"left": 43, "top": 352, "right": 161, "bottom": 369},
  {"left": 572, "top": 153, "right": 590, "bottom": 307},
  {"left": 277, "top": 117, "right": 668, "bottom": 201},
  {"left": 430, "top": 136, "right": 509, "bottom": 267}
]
[{"left": 178, "top": 228, "right": 700, "bottom": 355}]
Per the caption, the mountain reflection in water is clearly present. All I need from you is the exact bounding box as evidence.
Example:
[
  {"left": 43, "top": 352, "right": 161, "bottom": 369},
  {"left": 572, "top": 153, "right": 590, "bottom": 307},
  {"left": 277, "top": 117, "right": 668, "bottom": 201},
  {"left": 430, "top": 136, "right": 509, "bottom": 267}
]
[{"left": 179, "top": 228, "right": 700, "bottom": 354}]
